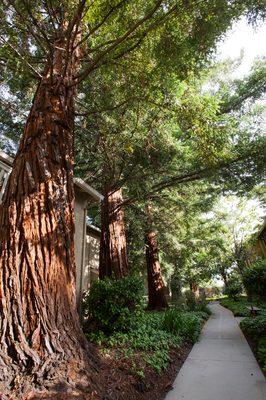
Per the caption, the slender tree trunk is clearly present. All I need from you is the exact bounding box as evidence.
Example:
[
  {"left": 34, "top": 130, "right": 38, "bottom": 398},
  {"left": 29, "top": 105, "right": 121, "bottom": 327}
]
[
  {"left": 0, "top": 21, "right": 99, "bottom": 399},
  {"left": 189, "top": 281, "right": 199, "bottom": 298},
  {"left": 170, "top": 270, "right": 182, "bottom": 302},
  {"left": 145, "top": 204, "right": 168, "bottom": 310},
  {"left": 99, "top": 187, "right": 129, "bottom": 279}
]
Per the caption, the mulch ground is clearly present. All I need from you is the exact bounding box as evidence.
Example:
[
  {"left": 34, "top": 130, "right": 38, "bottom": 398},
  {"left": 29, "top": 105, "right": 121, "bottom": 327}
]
[
  {"left": 28, "top": 342, "right": 192, "bottom": 400},
  {"left": 97, "top": 342, "right": 193, "bottom": 400}
]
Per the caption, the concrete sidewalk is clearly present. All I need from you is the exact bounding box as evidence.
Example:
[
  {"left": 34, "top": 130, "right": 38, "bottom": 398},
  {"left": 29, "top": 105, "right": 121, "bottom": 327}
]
[{"left": 165, "top": 302, "right": 266, "bottom": 400}]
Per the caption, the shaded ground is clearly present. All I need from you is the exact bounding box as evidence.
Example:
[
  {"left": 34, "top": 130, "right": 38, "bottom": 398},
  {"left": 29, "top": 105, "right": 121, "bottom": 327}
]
[
  {"left": 97, "top": 343, "right": 193, "bottom": 400},
  {"left": 28, "top": 342, "right": 192, "bottom": 400}
]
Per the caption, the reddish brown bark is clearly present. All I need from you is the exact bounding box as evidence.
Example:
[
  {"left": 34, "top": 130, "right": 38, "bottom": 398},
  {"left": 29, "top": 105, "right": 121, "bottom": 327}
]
[
  {"left": 0, "top": 20, "right": 99, "bottom": 399},
  {"left": 189, "top": 281, "right": 199, "bottom": 298},
  {"left": 145, "top": 202, "right": 168, "bottom": 310},
  {"left": 99, "top": 188, "right": 129, "bottom": 279},
  {"left": 145, "top": 230, "right": 168, "bottom": 310}
]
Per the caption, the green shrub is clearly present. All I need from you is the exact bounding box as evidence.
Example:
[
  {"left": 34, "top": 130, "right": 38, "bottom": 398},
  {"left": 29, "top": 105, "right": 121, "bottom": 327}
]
[
  {"left": 191, "top": 310, "right": 210, "bottom": 320},
  {"left": 258, "top": 337, "right": 266, "bottom": 372},
  {"left": 240, "top": 315, "right": 266, "bottom": 337},
  {"left": 184, "top": 290, "right": 197, "bottom": 311},
  {"left": 243, "top": 259, "right": 266, "bottom": 301},
  {"left": 240, "top": 314, "right": 266, "bottom": 372},
  {"left": 162, "top": 308, "right": 204, "bottom": 342},
  {"left": 83, "top": 275, "right": 144, "bottom": 333},
  {"left": 223, "top": 276, "right": 242, "bottom": 300},
  {"left": 220, "top": 297, "right": 250, "bottom": 316},
  {"left": 86, "top": 310, "right": 181, "bottom": 374},
  {"left": 194, "top": 301, "right": 211, "bottom": 315},
  {"left": 183, "top": 290, "right": 211, "bottom": 315}
]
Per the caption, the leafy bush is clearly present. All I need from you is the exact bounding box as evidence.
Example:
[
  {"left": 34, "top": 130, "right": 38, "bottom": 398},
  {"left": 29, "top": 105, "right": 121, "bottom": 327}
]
[
  {"left": 86, "top": 310, "right": 181, "bottom": 374},
  {"left": 184, "top": 290, "right": 211, "bottom": 315},
  {"left": 258, "top": 337, "right": 266, "bottom": 372},
  {"left": 240, "top": 315, "right": 266, "bottom": 337},
  {"left": 221, "top": 296, "right": 266, "bottom": 317},
  {"left": 243, "top": 259, "right": 266, "bottom": 301},
  {"left": 240, "top": 314, "right": 266, "bottom": 372},
  {"left": 83, "top": 275, "right": 144, "bottom": 333},
  {"left": 220, "top": 297, "right": 250, "bottom": 316},
  {"left": 86, "top": 307, "right": 210, "bottom": 375},
  {"left": 184, "top": 290, "right": 197, "bottom": 310},
  {"left": 191, "top": 310, "right": 210, "bottom": 321},
  {"left": 223, "top": 276, "right": 243, "bottom": 300},
  {"left": 193, "top": 301, "right": 211, "bottom": 315},
  {"left": 162, "top": 308, "right": 205, "bottom": 342}
]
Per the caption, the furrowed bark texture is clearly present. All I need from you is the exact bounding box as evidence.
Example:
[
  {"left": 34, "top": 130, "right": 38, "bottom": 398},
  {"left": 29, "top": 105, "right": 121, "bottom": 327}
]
[
  {"left": 0, "top": 26, "right": 99, "bottom": 399},
  {"left": 99, "top": 188, "right": 129, "bottom": 279},
  {"left": 145, "top": 230, "right": 168, "bottom": 310}
]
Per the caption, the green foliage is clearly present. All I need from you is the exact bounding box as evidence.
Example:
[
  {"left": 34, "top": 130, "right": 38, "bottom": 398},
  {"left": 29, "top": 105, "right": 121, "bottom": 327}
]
[
  {"left": 184, "top": 290, "right": 197, "bottom": 311},
  {"left": 240, "top": 315, "right": 266, "bottom": 337},
  {"left": 243, "top": 259, "right": 266, "bottom": 300},
  {"left": 83, "top": 275, "right": 144, "bottom": 333},
  {"left": 220, "top": 297, "right": 250, "bottom": 317},
  {"left": 240, "top": 314, "right": 266, "bottom": 372},
  {"left": 221, "top": 296, "right": 266, "bottom": 317},
  {"left": 183, "top": 291, "right": 211, "bottom": 315},
  {"left": 223, "top": 276, "right": 243, "bottom": 300},
  {"left": 86, "top": 307, "right": 209, "bottom": 375},
  {"left": 258, "top": 338, "right": 266, "bottom": 372},
  {"left": 220, "top": 58, "right": 266, "bottom": 114},
  {"left": 162, "top": 308, "right": 208, "bottom": 342},
  {"left": 86, "top": 310, "right": 181, "bottom": 374}
]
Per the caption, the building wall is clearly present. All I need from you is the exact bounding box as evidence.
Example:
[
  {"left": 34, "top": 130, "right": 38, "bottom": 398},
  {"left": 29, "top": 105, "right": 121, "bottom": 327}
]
[
  {"left": 246, "top": 223, "right": 266, "bottom": 265},
  {"left": 74, "top": 190, "right": 89, "bottom": 311},
  {"left": 74, "top": 190, "right": 100, "bottom": 312},
  {"left": 84, "top": 229, "right": 100, "bottom": 291},
  {"left": 254, "top": 227, "right": 266, "bottom": 258}
]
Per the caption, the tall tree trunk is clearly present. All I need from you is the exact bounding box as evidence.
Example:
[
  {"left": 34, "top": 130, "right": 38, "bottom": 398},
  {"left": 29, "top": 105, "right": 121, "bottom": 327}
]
[
  {"left": 145, "top": 204, "right": 168, "bottom": 310},
  {"left": 189, "top": 281, "right": 200, "bottom": 298},
  {"left": 170, "top": 269, "right": 182, "bottom": 302},
  {"left": 99, "top": 187, "right": 129, "bottom": 279},
  {"left": 0, "top": 21, "right": 98, "bottom": 399}
]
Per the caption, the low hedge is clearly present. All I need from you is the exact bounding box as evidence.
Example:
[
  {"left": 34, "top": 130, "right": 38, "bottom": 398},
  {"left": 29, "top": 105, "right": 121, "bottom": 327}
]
[
  {"left": 240, "top": 314, "right": 266, "bottom": 372},
  {"left": 220, "top": 297, "right": 250, "bottom": 317}
]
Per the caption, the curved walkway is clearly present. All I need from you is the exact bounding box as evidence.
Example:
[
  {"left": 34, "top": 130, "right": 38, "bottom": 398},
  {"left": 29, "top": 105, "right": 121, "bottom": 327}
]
[{"left": 165, "top": 302, "right": 266, "bottom": 400}]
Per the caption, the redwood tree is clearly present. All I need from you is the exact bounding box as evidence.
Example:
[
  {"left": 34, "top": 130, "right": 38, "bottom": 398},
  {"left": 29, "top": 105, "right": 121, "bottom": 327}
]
[
  {"left": 0, "top": 10, "right": 102, "bottom": 400},
  {"left": 0, "top": 0, "right": 264, "bottom": 397},
  {"left": 145, "top": 203, "right": 168, "bottom": 309},
  {"left": 99, "top": 187, "right": 129, "bottom": 279}
]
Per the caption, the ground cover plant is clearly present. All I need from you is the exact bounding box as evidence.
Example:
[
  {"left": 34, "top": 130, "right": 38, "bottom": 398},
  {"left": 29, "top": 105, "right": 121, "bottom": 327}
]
[
  {"left": 86, "top": 309, "right": 209, "bottom": 378},
  {"left": 240, "top": 313, "right": 266, "bottom": 373},
  {"left": 84, "top": 278, "right": 210, "bottom": 380},
  {"left": 220, "top": 296, "right": 266, "bottom": 317},
  {"left": 221, "top": 293, "right": 266, "bottom": 374}
]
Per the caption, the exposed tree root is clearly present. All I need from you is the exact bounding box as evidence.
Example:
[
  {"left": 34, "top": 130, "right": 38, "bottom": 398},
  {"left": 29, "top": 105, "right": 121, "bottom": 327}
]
[{"left": 0, "top": 343, "right": 102, "bottom": 400}]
